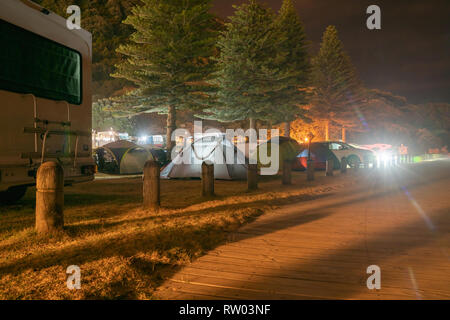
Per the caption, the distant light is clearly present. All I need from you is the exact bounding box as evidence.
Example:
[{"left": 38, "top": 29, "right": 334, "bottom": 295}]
[
  {"left": 304, "top": 137, "right": 309, "bottom": 142},
  {"left": 138, "top": 135, "right": 148, "bottom": 143}
]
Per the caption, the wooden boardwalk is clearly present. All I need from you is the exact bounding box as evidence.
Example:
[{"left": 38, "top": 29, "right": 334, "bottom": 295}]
[{"left": 156, "top": 161, "right": 450, "bottom": 299}]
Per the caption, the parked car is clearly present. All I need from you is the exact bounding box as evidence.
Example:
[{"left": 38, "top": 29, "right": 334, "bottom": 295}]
[{"left": 293, "top": 141, "right": 375, "bottom": 170}]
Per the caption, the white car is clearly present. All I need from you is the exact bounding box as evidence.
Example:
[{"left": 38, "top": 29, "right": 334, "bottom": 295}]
[{"left": 324, "top": 141, "right": 375, "bottom": 168}]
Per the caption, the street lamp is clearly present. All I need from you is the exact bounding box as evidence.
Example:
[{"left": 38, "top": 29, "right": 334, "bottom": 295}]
[{"left": 307, "top": 132, "right": 315, "bottom": 161}]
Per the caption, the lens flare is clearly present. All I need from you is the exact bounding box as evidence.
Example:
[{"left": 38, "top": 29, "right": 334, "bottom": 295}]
[{"left": 401, "top": 186, "right": 435, "bottom": 231}]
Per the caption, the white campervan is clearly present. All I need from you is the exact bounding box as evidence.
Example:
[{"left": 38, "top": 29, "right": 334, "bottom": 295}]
[{"left": 0, "top": 0, "right": 95, "bottom": 203}]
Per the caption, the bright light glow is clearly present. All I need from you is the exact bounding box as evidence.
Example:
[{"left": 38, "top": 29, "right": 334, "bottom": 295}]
[
  {"left": 138, "top": 135, "right": 148, "bottom": 143},
  {"left": 377, "top": 152, "right": 390, "bottom": 163}
]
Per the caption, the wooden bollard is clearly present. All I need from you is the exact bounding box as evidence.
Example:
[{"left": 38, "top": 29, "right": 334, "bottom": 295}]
[
  {"left": 247, "top": 164, "right": 258, "bottom": 191},
  {"left": 143, "top": 160, "right": 160, "bottom": 210},
  {"left": 307, "top": 159, "right": 315, "bottom": 181},
  {"left": 326, "top": 159, "right": 334, "bottom": 176},
  {"left": 36, "top": 161, "right": 64, "bottom": 233},
  {"left": 201, "top": 161, "right": 214, "bottom": 196},
  {"left": 282, "top": 159, "right": 292, "bottom": 185},
  {"left": 340, "top": 157, "right": 347, "bottom": 174}
]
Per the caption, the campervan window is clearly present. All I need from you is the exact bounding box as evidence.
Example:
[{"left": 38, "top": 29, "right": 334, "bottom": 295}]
[{"left": 0, "top": 19, "right": 82, "bottom": 105}]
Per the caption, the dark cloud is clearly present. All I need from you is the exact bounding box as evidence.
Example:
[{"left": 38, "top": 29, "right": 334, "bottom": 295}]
[{"left": 212, "top": 0, "right": 450, "bottom": 103}]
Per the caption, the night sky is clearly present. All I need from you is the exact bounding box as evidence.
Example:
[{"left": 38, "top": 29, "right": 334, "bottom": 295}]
[{"left": 212, "top": 0, "right": 450, "bottom": 104}]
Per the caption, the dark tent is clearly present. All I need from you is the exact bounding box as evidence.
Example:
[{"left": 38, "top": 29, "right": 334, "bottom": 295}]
[
  {"left": 293, "top": 143, "right": 340, "bottom": 170},
  {"left": 95, "top": 140, "right": 155, "bottom": 174},
  {"left": 252, "top": 136, "right": 301, "bottom": 172}
]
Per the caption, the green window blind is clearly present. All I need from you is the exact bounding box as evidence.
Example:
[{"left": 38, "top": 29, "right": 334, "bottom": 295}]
[{"left": 0, "top": 19, "right": 82, "bottom": 105}]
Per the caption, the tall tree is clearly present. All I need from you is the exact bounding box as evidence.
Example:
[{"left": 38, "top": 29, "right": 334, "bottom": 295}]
[
  {"left": 272, "top": 0, "right": 310, "bottom": 137},
  {"left": 112, "top": 0, "right": 219, "bottom": 154},
  {"left": 203, "top": 0, "right": 282, "bottom": 130},
  {"left": 310, "top": 25, "right": 364, "bottom": 135}
]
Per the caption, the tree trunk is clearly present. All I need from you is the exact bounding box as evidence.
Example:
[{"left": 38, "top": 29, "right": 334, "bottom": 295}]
[
  {"left": 166, "top": 106, "right": 176, "bottom": 159},
  {"left": 284, "top": 122, "right": 290, "bottom": 138},
  {"left": 267, "top": 120, "right": 273, "bottom": 140},
  {"left": 249, "top": 118, "right": 255, "bottom": 130}
]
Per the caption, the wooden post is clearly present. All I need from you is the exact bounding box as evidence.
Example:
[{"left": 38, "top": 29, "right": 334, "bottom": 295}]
[
  {"left": 247, "top": 164, "right": 258, "bottom": 191},
  {"left": 325, "top": 120, "right": 329, "bottom": 141},
  {"left": 342, "top": 127, "right": 346, "bottom": 143},
  {"left": 143, "top": 160, "right": 160, "bottom": 211},
  {"left": 201, "top": 161, "right": 214, "bottom": 196},
  {"left": 36, "top": 161, "right": 64, "bottom": 233},
  {"left": 340, "top": 157, "right": 347, "bottom": 174},
  {"left": 307, "top": 159, "right": 315, "bottom": 181},
  {"left": 326, "top": 159, "right": 334, "bottom": 176},
  {"left": 282, "top": 159, "right": 292, "bottom": 185}
]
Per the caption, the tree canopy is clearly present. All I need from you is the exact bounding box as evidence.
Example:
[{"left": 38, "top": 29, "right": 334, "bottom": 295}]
[
  {"left": 202, "top": 0, "right": 310, "bottom": 133},
  {"left": 310, "top": 25, "right": 364, "bottom": 128},
  {"left": 111, "top": 0, "right": 219, "bottom": 152},
  {"left": 271, "top": 0, "right": 310, "bottom": 135}
]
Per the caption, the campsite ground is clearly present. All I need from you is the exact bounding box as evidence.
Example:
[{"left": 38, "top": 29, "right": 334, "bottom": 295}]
[
  {"left": 0, "top": 168, "right": 355, "bottom": 299},
  {"left": 0, "top": 160, "right": 448, "bottom": 299}
]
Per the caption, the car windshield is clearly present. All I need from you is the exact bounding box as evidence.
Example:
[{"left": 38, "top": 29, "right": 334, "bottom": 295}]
[{"left": 347, "top": 143, "right": 363, "bottom": 149}]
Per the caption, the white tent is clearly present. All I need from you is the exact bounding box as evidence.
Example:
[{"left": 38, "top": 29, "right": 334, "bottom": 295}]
[{"left": 161, "top": 134, "right": 248, "bottom": 180}]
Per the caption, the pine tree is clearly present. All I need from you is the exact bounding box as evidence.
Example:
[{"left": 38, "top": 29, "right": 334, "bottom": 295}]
[
  {"left": 310, "top": 25, "right": 364, "bottom": 130},
  {"left": 112, "top": 0, "right": 219, "bottom": 154},
  {"left": 272, "top": 0, "right": 310, "bottom": 137},
  {"left": 203, "top": 0, "right": 282, "bottom": 130}
]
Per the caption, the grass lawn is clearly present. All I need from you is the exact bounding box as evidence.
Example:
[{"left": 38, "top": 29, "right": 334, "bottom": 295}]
[{"left": 0, "top": 171, "right": 357, "bottom": 299}]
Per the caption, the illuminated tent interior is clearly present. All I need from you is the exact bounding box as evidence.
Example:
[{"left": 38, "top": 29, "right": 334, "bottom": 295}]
[{"left": 161, "top": 135, "right": 248, "bottom": 180}]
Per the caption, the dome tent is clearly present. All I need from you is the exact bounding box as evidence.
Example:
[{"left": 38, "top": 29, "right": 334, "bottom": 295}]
[
  {"left": 253, "top": 136, "right": 301, "bottom": 172},
  {"left": 161, "top": 134, "right": 248, "bottom": 180},
  {"left": 95, "top": 140, "right": 155, "bottom": 174},
  {"left": 293, "top": 142, "right": 340, "bottom": 170}
]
